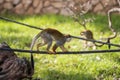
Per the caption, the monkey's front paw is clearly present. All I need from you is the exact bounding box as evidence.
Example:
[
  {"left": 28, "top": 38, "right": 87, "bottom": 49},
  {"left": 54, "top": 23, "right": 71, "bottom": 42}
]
[{"left": 47, "top": 51, "right": 56, "bottom": 54}]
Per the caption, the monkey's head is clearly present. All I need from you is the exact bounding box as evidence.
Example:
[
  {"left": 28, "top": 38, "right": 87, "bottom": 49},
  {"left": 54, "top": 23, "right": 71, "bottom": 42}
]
[
  {"left": 80, "top": 31, "right": 88, "bottom": 39},
  {"left": 80, "top": 31, "right": 86, "bottom": 36},
  {"left": 64, "top": 34, "right": 72, "bottom": 42},
  {"left": 80, "top": 30, "right": 94, "bottom": 39}
]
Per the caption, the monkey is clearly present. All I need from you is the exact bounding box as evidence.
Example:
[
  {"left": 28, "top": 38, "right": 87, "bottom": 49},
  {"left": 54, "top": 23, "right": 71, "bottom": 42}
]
[
  {"left": 80, "top": 30, "right": 104, "bottom": 50},
  {"left": 30, "top": 28, "right": 72, "bottom": 54},
  {"left": 80, "top": 30, "right": 93, "bottom": 40}
]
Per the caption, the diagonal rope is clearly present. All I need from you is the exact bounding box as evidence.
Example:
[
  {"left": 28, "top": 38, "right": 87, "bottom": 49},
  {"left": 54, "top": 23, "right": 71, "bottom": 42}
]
[
  {"left": 0, "top": 16, "right": 44, "bottom": 30},
  {"left": 70, "top": 35, "right": 120, "bottom": 48},
  {"left": 0, "top": 48, "right": 120, "bottom": 54}
]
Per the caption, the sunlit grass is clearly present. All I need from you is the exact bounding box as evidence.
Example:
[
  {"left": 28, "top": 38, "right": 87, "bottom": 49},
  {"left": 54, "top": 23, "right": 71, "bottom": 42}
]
[{"left": 0, "top": 13, "right": 120, "bottom": 80}]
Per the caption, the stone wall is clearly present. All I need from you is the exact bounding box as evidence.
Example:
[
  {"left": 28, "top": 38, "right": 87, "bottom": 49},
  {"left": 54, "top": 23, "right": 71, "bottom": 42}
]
[{"left": 0, "top": 0, "right": 119, "bottom": 15}]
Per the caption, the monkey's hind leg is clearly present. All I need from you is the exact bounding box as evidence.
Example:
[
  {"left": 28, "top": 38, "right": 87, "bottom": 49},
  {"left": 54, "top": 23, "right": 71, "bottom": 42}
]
[
  {"left": 46, "top": 41, "right": 53, "bottom": 54},
  {"left": 52, "top": 44, "right": 58, "bottom": 54},
  {"left": 60, "top": 46, "right": 68, "bottom": 52},
  {"left": 37, "top": 40, "right": 47, "bottom": 51}
]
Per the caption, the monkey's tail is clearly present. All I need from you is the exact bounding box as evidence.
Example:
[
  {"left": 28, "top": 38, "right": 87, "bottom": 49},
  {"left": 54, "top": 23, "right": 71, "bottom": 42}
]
[
  {"left": 30, "top": 32, "right": 41, "bottom": 50},
  {"left": 30, "top": 53, "right": 34, "bottom": 71},
  {"left": 93, "top": 42, "right": 104, "bottom": 47},
  {"left": 30, "top": 32, "right": 41, "bottom": 71}
]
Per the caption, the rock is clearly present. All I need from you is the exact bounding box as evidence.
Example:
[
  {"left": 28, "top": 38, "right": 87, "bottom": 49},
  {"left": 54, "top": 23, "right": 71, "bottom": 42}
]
[
  {"left": 23, "top": 4, "right": 30, "bottom": 10},
  {"left": 5, "top": 0, "right": 13, "bottom": 2},
  {"left": 33, "top": 0, "right": 40, "bottom": 8},
  {"left": 109, "top": 0, "right": 117, "bottom": 6},
  {"left": 0, "top": 4, "right": 3, "bottom": 11},
  {"left": 14, "top": 3, "right": 23, "bottom": 10},
  {"left": 83, "top": 1, "right": 92, "bottom": 12},
  {"left": 68, "top": 0, "right": 75, "bottom": 7},
  {"left": 91, "top": 0, "right": 99, "bottom": 6},
  {"left": 60, "top": 8, "right": 73, "bottom": 16},
  {"left": 54, "top": 0, "right": 63, "bottom": 1},
  {"left": 22, "top": 0, "right": 32, "bottom": 4},
  {"left": 42, "top": 6, "right": 59, "bottom": 14},
  {"left": 26, "top": 7, "right": 34, "bottom": 15},
  {"left": 22, "top": 0, "right": 32, "bottom": 10},
  {"left": 34, "top": 1, "right": 43, "bottom": 14},
  {"left": 93, "top": 3, "right": 103, "bottom": 13},
  {"left": 74, "top": 0, "right": 81, "bottom": 3},
  {"left": 0, "top": 0, "right": 118, "bottom": 15},
  {"left": 44, "top": 0, "right": 50, "bottom": 7},
  {"left": 101, "top": 0, "right": 110, "bottom": 7},
  {"left": 0, "top": 0, "right": 4, "bottom": 4},
  {"left": 3, "top": 2, "right": 13, "bottom": 10},
  {"left": 13, "top": 0, "right": 20, "bottom": 5},
  {"left": 74, "top": 0, "right": 88, "bottom": 4},
  {"left": 14, "top": 3, "right": 25, "bottom": 14},
  {"left": 51, "top": 2, "right": 65, "bottom": 8}
]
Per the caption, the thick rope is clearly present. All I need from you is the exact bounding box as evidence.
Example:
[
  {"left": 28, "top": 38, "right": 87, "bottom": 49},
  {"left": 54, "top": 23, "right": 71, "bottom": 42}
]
[
  {"left": 0, "top": 48, "right": 120, "bottom": 54},
  {"left": 0, "top": 16, "right": 44, "bottom": 30}
]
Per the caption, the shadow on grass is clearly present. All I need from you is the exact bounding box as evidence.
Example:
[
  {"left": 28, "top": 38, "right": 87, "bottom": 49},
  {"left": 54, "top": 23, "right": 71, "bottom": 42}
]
[{"left": 42, "top": 69, "right": 95, "bottom": 80}]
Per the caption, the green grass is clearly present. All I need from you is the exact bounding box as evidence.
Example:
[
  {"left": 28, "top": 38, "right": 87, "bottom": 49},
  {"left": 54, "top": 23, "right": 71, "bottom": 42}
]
[{"left": 0, "top": 13, "right": 120, "bottom": 80}]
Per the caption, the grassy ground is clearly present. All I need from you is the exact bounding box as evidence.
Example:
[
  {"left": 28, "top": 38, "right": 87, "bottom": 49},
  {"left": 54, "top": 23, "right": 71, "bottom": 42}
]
[{"left": 0, "top": 13, "right": 120, "bottom": 80}]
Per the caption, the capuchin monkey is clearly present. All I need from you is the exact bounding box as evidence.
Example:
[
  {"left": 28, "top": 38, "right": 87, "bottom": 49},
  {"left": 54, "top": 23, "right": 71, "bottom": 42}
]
[{"left": 30, "top": 28, "right": 72, "bottom": 53}]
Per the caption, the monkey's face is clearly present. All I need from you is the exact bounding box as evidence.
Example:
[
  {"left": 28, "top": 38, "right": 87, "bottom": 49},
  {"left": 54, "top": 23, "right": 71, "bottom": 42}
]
[
  {"left": 80, "top": 31, "right": 86, "bottom": 36},
  {"left": 80, "top": 30, "right": 94, "bottom": 39},
  {"left": 80, "top": 31, "right": 89, "bottom": 39}
]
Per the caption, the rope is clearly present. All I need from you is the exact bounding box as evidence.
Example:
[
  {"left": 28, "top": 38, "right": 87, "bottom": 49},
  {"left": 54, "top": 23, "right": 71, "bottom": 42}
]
[
  {"left": 70, "top": 35, "right": 120, "bottom": 48},
  {"left": 0, "top": 16, "right": 44, "bottom": 30},
  {"left": 0, "top": 48, "right": 120, "bottom": 54}
]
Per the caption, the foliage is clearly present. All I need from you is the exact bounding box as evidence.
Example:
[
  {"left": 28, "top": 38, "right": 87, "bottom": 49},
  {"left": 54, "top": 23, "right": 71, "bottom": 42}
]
[{"left": 0, "top": 14, "right": 120, "bottom": 80}]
